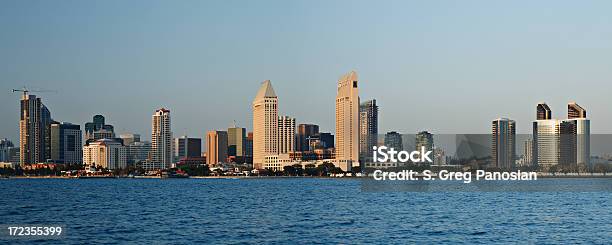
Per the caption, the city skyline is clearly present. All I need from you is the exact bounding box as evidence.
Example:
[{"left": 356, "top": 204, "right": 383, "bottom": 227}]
[{"left": 3, "top": 1, "right": 612, "bottom": 143}]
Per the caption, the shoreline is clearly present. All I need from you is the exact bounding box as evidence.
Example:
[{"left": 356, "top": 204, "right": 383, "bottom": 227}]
[{"left": 2, "top": 174, "right": 610, "bottom": 179}]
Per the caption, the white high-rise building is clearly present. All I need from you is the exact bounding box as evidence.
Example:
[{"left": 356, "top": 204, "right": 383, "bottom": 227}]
[
  {"left": 83, "top": 139, "right": 126, "bottom": 170},
  {"left": 151, "top": 108, "right": 172, "bottom": 169},
  {"left": 335, "top": 71, "right": 360, "bottom": 171},
  {"left": 252, "top": 80, "right": 278, "bottom": 169},
  {"left": 278, "top": 116, "right": 295, "bottom": 154},
  {"left": 534, "top": 119, "right": 561, "bottom": 167}
]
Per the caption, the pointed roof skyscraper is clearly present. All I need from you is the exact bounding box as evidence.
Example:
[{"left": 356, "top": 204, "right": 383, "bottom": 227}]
[{"left": 254, "top": 80, "right": 277, "bottom": 99}]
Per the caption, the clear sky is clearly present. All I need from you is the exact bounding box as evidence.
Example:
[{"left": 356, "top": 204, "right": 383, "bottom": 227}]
[{"left": 1, "top": 0, "right": 611, "bottom": 143}]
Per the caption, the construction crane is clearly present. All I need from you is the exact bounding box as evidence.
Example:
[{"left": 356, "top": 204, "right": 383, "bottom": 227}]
[{"left": 12, "top": 86, "right": 57, "bottom": 97}]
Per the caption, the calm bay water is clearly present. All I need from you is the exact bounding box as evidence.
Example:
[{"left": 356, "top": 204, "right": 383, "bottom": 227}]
[{"left": 0, "top": 178, "right": 610, "bottom": 244}]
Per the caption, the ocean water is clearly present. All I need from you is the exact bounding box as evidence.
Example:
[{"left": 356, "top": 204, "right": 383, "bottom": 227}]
[{"left": 0, "top": 178, "right": 610, "bottom": 244}]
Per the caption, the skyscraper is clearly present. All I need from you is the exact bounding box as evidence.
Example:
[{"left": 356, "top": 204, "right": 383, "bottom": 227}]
[
  {"left": 246, "top": 132, "right": 253, "bottom": 164},
  {"left": 359, "top": 99, "right": 378, "bottom": 164},
  {"left": 252, "top": 80, "right": 278, "bottom": 169},
  {"left": 492, "top": 118, "right": 516, "bottom": 169},
  {"left": 126, "top": 141, "right": 151, "bottom": 165},
  {"left": 206, "top": 130, "right": 228, "bottom": 166},
  {"left": 416, "top": 131, "right": 434, "bottom": 153},
  {"left": 278, "top": 116, "right": 296, "bottom": 154},
  {"left": 523, "top": 139, "right": 534, "bottom": 167},
  {"left": 533, "top": 102, "right": 590, "bottom": 168},
  {"left": 228, "top": 127, "right": 246, "bottom": 162},
  {"left": 533, "top": 103, "right": 559, "bottom": 167},
  {"left": 84, "top": 115, "right": 115, "bottom": 140},
  {"left": 384, "top": 131, "right": 403, "bottom": 151},
  {"left": 19, "top": 93, "right": 52, "bottom": 165},
  {"left": 0, "top": 139, "right": 16, "bottom": 163},
  {"left": 297, "top": 124, "right": 319, "bottom": 152},
  {"left": 564, "top": 102, "right": 590, "bottom": 167},
  {"left": 174, "top": 136, "right": 202, "bottom": 161},
  {"left": 50, "top": 122, "right": 82, "bottom": 164},
  {"left": 533, "top": 119, "right": 561, "bottom": 167},
  {"left": 151, "top": 108, "right": 172, "bottom": 169},
  {"left": 335, "top": 71, "right": 360, "bottom": 170}
]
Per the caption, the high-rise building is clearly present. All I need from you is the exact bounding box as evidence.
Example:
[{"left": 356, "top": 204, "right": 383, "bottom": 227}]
[
  {"left": 50, "top": 122, "right": 82, "bottom": 164},
  {"left": 19, "top": 93, "right": 52, "bottom": 165},
  {"left": 384, "top": 131, "right": 403, "bottom": 151},
  {"left": 335, "top": 71, "right": 360, "bottom": 170},
  {"left": 278, "top": 116, "right": 296, "bottom": 154},
  {"left": 533, "top": 119, "right": 561, "bottom": 167},
  {"left": 536, "top": 103, "right": 552, "bottom": 120},
  {"left": 359, "top": 99, "right": 378, "bottom": 163},
  {"left": 206, "top": 130, "right": 228, "bottom": 166},
  {"left": 84, "top": 115, "right": 115, "bottom": 140},
  {"left": 252, "top": 80, "right": 278, "bottom": 169},
  {"left": 523, "top": 139, "right": 534, "bottom": 167},
  {"left": 126, "top": 141, "right": 151, "bottom": 165},
  {"left": 150, "top": 108, "right": 172, "bottom": 169},
  {"left": 119, "top": 133, "right": 140, "bottom": 146},
  {"left": 174, "top": 136, "right": 202, "bottom": 161},
  {"left": 416, "top": 131, "right": 434, "bottom": 153},
  {"left": 83, "top": 138, "right": 126, "bottom": 170},
  {"left": 228, "top": 127, "right": 247, "bottom": 163},
  {"left": 564, "top": 102, "right": 590, "bottom": 167},
  {"left": 0, "top": 139, "right": 16, "bottom": 162},
  {"left": 297, "top": 124, "right": 319, "bottom": 152},
  {"left": 533, "top": 102, "right": 590, "bottom": 168},
  {"left": 246, "top": 132, "right": 253, "bottom": 164},
  {"left": 492, "top": 118, "right": 516, "bottom": 169}
]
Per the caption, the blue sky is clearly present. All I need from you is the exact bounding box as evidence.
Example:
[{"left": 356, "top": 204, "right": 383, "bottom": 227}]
[{"left": 1, "top": 0, "right": 612, "bottom": 142}]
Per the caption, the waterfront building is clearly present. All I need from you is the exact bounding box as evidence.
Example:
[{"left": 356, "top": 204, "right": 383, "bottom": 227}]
[
  {"left": 174, "top": 136, "right": 202, "bottom": 161},
  {"left": 492, "top": 118, "right": 516, "bottom": 169},
  {"left": 252, "top": 80, "right": 278, "bottom": 169},
  {"left": 50, "top": 122, "right": 82, "bottom": 164},
  {"left": 83, "top": 138, "right": 126, "bottom": 170},
  {"left": 227, "top": 126, "right": 247, "bottom": 163},
  {"left": 335, "top": 71, "right": 360, "bottom": 171},
  {"left": 532, "top": 102, "right": 590, "bottom": 168},
  {"left": 126, "top": 141, "right": 151, "bottom": 165},
  {"left": 359, "top": 99, "right": 378, "bottom": 164},
  {"left": 19, "top": 93, "right": 52, "bottom": 165},
  {"left": 206, "top": 130, "right": 228, "bottom": 166},
  {"left": 278, "top": 116, "right": 296, "bottom": 154},
  {"left": 150, "top": 108, "right": 172, "bottom": 169},
  {"left": 564, "top": 102, "right": 590, "bottom": 167}
]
